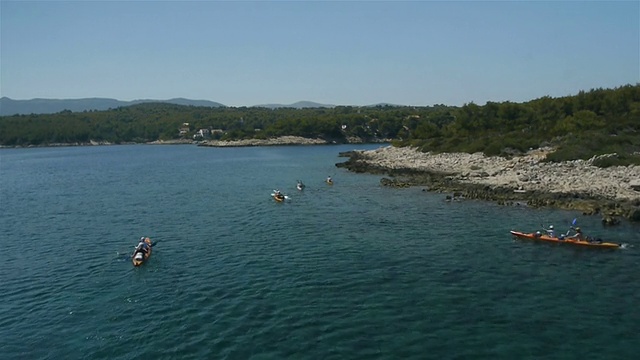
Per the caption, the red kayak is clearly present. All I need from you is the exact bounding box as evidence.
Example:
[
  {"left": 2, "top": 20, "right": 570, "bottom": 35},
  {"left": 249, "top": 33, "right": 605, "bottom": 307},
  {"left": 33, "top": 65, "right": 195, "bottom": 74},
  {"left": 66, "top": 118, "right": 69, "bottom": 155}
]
[{"left": 510, "top": 231, "right": 621, "bottom": 249}]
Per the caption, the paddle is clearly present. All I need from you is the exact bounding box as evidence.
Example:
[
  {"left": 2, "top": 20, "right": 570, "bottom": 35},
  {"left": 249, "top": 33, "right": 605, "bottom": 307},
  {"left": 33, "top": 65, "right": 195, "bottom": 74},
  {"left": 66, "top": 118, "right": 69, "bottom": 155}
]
[{"left": 563, "top": 218, "right": 578, "bottom": 238}]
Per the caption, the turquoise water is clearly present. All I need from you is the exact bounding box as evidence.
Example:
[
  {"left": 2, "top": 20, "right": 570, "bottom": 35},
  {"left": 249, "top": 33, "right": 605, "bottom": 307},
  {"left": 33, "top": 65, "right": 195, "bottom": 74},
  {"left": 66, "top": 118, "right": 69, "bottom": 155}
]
[{"left": 1, "top": 144, "right": 639, "bottom": 360}]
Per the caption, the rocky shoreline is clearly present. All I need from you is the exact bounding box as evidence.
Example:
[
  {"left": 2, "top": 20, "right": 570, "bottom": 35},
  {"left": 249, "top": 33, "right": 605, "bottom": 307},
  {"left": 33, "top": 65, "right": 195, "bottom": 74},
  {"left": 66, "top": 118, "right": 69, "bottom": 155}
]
[
  {"left": 0, "top": 140, "right": 123, "bottom": 148},
  {"left": 1, "top": 136, "right": 331, "bottom": 148},
  {"left": 336, "top": 146, "right": 640, "bottom": 224},
  {"left": 198, "top": 136, "right": 328, "bottom": 147}
]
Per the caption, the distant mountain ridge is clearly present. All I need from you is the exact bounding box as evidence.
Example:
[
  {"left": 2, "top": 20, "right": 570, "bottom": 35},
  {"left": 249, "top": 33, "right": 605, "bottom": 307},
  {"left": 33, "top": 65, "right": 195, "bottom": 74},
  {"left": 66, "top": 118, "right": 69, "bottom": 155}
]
[
  {"left": 0, "top": 97, "right": 226, "bottom": 116},
  {"left": 255, "top": 101, "right": 410, "bottom": 109},
  {"left": 253, "top": 101, "right": 335, "bottom": 109},
  {"left": 0, "top": 97, "right": 350, "bottom": 115}
]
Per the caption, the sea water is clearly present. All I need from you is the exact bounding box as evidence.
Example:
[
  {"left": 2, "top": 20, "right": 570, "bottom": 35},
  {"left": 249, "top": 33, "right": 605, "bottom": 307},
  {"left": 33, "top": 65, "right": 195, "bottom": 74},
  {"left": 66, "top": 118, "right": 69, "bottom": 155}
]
[{"left": 1, "top": 144, "right": 639, "bottom": 359}]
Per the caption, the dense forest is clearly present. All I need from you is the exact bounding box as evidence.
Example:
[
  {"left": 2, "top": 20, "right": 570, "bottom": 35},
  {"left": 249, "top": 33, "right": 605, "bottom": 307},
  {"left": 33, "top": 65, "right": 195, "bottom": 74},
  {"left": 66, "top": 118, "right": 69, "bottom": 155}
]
[{"left": 1, "top": 84, "right": 639, "bottom": 166}]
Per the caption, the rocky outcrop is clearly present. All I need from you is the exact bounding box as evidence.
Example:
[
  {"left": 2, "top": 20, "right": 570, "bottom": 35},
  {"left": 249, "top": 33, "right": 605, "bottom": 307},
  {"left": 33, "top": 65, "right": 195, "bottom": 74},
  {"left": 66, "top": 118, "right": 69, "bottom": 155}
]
[{"left": 337, "top": 146, "right": 640, "bottom": 223}]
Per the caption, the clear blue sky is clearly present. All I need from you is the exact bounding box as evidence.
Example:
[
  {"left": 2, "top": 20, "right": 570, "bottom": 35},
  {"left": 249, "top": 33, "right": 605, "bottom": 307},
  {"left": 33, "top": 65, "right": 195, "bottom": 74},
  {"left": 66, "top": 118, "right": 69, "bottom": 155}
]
[{"left": 1, "top": 1, "right": 638, "bottom": 107}]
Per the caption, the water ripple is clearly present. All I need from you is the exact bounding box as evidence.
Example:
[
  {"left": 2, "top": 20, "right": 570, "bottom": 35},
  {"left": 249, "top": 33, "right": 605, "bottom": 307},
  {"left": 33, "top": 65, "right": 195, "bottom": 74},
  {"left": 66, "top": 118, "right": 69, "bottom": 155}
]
[{"left": 1, "top": 145, "right": 639, "bottom": 359}]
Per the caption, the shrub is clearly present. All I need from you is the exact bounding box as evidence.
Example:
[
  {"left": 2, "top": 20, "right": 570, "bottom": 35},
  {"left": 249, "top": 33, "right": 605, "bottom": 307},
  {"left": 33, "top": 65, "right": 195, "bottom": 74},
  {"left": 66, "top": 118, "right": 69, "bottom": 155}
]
[{"left": 484, "top": 142, "right": 502, "bottom": 157}]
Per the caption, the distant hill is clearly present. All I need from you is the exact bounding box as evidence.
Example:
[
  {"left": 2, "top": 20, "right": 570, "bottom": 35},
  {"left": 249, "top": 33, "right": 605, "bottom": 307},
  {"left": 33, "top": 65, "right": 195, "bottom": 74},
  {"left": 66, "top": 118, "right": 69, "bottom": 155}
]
[
  {"left": 253, "top": 101, "right": 335, "bottom": 109},
  {"left": 0, "top": 97, "right": 411, "bottom": 115},
  {"left": 363, "top": 103, "right": 405, "bottom": 108},
  {"left": 253, "top": 101, "right": 409, "bottom": 109},
  {"left": 0, "top": 97, "right": 226, "bottom": 116}
]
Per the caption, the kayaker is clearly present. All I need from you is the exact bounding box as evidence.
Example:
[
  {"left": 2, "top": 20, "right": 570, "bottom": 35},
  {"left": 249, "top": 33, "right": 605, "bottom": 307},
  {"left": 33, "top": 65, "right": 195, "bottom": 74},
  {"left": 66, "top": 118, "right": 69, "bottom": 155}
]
[
  {"left": 327, "top": 176, "right": 332, "bottom": 183},
  {"left": 135, "top": 237, "right": 148, "bottom": 254},
  {"left": 567, "top": 227, "right": 585, "bottom": 240},
  {"left": 543, "top": 225, "right": 556, "bottom": 237}
]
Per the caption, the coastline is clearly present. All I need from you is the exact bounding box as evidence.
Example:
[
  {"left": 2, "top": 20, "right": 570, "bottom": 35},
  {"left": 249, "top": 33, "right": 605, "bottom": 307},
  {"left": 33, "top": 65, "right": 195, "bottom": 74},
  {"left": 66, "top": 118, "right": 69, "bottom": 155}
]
[
  {"left": 198, "top": 136, "right": 328, "bottom": 147},
  {"left": 1, "top": 136, "right": 389, "bottom": 149},
  {"left": 336, "top": 145, "right": 640, "bottom": 223}
]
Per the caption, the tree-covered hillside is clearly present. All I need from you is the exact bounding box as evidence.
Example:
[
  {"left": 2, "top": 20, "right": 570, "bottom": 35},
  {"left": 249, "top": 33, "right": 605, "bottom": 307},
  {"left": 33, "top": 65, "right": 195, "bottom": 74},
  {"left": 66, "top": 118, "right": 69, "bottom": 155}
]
[
  {"left": 1, "top": 84, "right": 639, "bottom": 165},
  {"left": 399, "top": 84, "right": 640, "bottom": 166}
]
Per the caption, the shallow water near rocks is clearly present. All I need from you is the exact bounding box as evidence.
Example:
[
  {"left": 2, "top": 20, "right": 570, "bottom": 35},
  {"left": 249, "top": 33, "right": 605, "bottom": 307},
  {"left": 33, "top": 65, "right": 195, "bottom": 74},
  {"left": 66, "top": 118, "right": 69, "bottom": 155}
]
[{"left": 1, "top": 144, "right": 639, "bottom": 359}]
